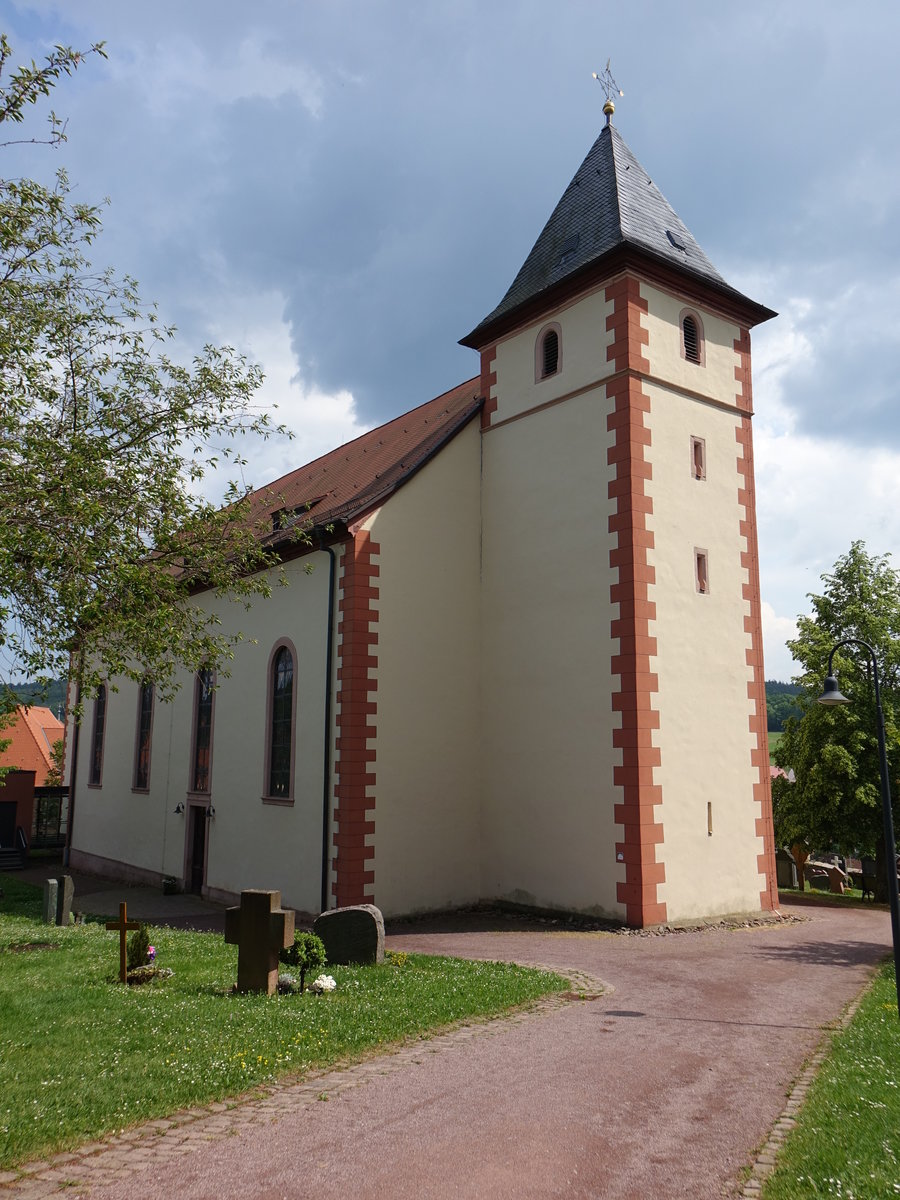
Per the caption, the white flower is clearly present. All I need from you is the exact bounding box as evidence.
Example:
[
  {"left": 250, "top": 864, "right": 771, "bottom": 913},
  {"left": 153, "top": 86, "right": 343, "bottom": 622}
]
[{"left": 310, "top": 974, "right": 337, "bottom": 993}]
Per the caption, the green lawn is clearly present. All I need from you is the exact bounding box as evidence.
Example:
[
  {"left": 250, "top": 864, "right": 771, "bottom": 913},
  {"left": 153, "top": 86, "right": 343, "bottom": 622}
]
[
  {"left": 778, "top": 885, "right": 885, "bottom": 908},
  {"left": 0, "top": 876, "right": 568, "bottom": 1168},
  {"left": 762, "top": 960, "right": 900, "bottom": 1199}
]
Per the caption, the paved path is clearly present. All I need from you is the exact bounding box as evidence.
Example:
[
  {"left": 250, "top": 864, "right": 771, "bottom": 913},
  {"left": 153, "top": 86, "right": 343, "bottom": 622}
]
[
  {"left": 1, "top": 898, "right": 893, "bottom": 1200},
  {"left": 14, "top": 862, "right": 227, "bottom": 931}
]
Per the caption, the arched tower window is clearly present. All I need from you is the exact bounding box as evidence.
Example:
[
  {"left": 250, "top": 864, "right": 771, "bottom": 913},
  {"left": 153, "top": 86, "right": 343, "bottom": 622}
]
[
  {"left": 535, "top": 322, "right": 562, "bottom": 381},
  {"left": 190, "top": 669, "right": 215, "bottom": 794},
  {"left": 680, "top": 309, "right": 705, "bottom": 365},
  {"left": 88, "top": 684, "right": 106, "bottom": 787},
  {"left": 133, "top": 681, "right": 154, "bottom": 791},
  {"left": 264, "top": 640, "right": 298, "bottom": 802}
]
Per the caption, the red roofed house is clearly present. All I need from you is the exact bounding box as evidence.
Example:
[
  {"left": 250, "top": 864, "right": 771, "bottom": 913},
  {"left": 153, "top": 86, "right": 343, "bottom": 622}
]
[
  {"left": 0, "top": 706, "right": 64, "bottom": 863},
  {"left": 66, "top": 110, "right": 779, "bottom": 926},
  {"left": 1, "top": 705, "right": 64, "bottom": 786}
]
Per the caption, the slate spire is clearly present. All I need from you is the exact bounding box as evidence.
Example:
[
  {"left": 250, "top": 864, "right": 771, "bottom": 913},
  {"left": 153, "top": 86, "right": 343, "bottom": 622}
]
[{"left": 461, "top": 120, "right": 773, "bottom": 348}]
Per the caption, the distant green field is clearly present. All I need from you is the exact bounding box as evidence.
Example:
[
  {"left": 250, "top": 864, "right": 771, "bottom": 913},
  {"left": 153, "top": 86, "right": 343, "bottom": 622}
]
[{"left": 768, "top": 730, "right": 783, "bottom": 762}]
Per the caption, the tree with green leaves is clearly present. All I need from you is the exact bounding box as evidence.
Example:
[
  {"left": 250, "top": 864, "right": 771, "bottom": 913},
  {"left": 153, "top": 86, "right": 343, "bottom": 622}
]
[
  {"left": 765, "top": 681, "right": 801, "bottom": 732},
  {"left": 0, "top": 36, "right": 296, "bottom": 713},
  {"left": 773, "top": 542, "right": 900, "bottom": 900}
]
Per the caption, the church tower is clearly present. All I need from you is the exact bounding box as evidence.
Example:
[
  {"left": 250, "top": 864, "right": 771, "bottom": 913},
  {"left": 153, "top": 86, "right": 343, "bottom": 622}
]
[{"left": 462, "top": 101, "right": 778, "bottom": 926}]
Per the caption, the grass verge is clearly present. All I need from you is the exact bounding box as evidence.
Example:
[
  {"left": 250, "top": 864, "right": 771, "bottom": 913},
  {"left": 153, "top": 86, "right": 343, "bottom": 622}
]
[
  {"left": 0, "top": 876, "right": 568, "bottom": 1168},
  {"left": 779, "top": 886, "right": 889, "bottom": 909},
  {"left": 761, "top": 960, "right": 900, "bottom": 1199}
]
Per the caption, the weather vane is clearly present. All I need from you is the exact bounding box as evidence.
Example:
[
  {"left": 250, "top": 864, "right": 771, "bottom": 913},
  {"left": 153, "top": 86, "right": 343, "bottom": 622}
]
[{"left": 592, "top": 59, "right": 624, "bottom": 124}]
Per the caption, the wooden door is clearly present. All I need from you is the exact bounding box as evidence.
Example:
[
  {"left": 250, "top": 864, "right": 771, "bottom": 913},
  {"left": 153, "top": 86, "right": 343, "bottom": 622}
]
[{"left": 188, "top": 806, "right": 207, "bottom": 895}]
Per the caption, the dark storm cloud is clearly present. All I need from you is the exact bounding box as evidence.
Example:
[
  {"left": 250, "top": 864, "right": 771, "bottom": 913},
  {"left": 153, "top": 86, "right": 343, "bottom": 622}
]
[{"left": 7, "top": 0, "right": 900, "bottom": 438}]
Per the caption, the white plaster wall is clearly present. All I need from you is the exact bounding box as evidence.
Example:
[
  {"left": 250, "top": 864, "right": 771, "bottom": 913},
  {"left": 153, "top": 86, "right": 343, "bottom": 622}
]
[
  {"left": 71, "top": 550, "right": 336, "bottom": 912},
  {"left": 365, "top": 421, "right": 483, "bottom": 915},
  {"left": 71, "top": 677, "right": 170, "bottom": 873},
  {"left": 491, "top": 287, "right": 615, "bottom": 424},
  {"left": 641, "top": 282, "right": 765, "bottom": 920},
  {"left": 480, "top": 386, "right": 622, "bottom": 917}
]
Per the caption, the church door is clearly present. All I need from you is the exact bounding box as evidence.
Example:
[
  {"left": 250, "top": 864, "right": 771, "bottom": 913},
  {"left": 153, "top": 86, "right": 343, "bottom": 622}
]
[{"left": 188, "top": 806, "right": 207, "bottom": 895}]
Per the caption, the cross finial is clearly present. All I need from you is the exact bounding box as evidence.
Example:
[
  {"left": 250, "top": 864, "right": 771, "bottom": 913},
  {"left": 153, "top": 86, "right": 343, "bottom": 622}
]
[{"left": 592, "top": 59, "right": 624, "bottom": 124}]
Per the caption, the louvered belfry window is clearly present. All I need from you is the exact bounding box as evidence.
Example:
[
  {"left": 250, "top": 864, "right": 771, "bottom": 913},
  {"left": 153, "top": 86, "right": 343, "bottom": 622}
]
[
  {"left": 682, "top": 315, "right": 700, "bottom": 363},
  {"left": 542, "top": 328, "right": 559, "bottom": 377}
]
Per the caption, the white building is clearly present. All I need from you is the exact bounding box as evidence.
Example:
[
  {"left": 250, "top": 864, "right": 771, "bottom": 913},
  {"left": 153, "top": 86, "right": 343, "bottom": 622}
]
[{"left": 67, "top": 111, "right": 779, "bottom": 926}]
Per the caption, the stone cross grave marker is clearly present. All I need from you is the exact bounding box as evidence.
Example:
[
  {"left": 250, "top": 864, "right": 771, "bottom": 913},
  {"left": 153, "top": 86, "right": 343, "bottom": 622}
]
[
  {"left": 225, "top": 890, "right": 295, "bottom": 994},
  {"left": 106, "top": 901, "right": 140, "bottom": 983}
]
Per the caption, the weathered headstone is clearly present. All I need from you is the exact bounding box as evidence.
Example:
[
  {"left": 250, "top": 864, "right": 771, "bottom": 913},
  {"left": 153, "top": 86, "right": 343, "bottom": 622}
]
[
  {"left": 774, "top": 849, "right": 797, "bottom": 889},
  {"left": 105, "top": 901, "right": 141, "bottom": 984},
  {"left": 42, "top": 878, "right": 58, "bottom": 925},
  {"left": 314, "top": 904, "right": 384, "bottom": 965},
  {"left": 55, "top": 875, "right": 74, "bottom": 926},
  {"left": 225, "top": 890, "right": 295, "bottom": 994}
]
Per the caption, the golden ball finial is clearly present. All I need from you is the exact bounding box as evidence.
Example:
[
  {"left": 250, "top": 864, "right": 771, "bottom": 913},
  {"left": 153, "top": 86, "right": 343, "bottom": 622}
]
[{"left": 603, "top": 98, "right": 615, "bottom": 117}]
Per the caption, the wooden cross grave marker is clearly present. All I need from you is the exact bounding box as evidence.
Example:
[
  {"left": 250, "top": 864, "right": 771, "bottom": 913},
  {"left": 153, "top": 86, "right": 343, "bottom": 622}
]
[
  {"left": 106, "top": 901, "right": 141, "bottom": 984},
  {"left": 224, "top": 890, "right": 295, "bottom": 995}
]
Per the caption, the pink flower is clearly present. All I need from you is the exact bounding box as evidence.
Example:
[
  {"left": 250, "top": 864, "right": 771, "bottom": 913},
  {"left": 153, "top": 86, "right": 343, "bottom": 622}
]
[{"left": 147, "top": 946, "right": 156, "bottom": 962}]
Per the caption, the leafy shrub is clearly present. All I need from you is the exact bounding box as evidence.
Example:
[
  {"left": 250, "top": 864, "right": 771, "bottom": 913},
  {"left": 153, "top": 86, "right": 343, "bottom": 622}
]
[
  {"left": 279, "top": 931, "right": 326, "bottom": 991},
  {"left": 126, "top": 924, "right": 150, "bottom": 972}
]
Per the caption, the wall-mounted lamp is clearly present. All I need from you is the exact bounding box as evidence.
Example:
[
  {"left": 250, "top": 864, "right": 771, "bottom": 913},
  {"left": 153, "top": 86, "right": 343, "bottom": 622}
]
[
  {"left": 173, "top": 803, "right": 185, "bottom": 815},
  {"left": 206, "top": 806, "right": 215, "bottom": 820}
]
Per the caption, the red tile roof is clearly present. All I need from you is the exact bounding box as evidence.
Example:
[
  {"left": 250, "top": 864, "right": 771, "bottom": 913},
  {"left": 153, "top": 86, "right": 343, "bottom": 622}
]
[
  {"left": 249, "top": 378, "right": 482, "bottom": 544},
  {"left": 0, "top": 706, "right": 64, "bottom": 785}
]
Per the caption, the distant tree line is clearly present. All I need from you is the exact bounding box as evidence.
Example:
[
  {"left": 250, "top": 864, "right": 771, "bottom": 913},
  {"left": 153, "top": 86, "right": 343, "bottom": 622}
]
[
  {"left": 8, "top": 678, "right": 68, "bottom": 719},
  {"left": 765, "top": 680, "right": 801, "bottom": 732}
]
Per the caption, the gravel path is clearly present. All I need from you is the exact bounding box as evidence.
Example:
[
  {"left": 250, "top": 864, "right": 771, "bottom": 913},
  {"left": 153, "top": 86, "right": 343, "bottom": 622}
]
[{"left": 1, "top": 897, "right": 893, "bottom": 1199}]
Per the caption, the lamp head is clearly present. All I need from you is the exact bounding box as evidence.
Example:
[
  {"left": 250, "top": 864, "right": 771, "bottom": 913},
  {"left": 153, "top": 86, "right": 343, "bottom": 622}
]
[{"left": 818, "top": 675, "right": 851, "bottom": 706}]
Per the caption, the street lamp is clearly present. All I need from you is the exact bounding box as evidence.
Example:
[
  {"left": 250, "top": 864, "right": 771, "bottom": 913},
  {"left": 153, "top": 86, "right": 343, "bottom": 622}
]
[{"left": 818, "top": 638, "right": 900, "bottom": 1020}]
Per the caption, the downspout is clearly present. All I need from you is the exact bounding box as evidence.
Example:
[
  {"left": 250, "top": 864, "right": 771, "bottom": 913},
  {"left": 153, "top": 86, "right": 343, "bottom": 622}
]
[{"left": 320, "top": 544, "right": 338, "bottom": 913}]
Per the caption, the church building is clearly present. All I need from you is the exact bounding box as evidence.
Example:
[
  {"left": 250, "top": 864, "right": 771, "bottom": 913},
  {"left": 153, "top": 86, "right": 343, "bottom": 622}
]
[{"left": 66, "top": 104, "right": 779, "bottom": 927}]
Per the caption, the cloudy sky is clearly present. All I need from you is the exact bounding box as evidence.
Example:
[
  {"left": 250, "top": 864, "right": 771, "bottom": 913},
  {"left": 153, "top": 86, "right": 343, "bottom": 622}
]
[{"left": 5, "top": 0, "right": 900, "bottom": 681}]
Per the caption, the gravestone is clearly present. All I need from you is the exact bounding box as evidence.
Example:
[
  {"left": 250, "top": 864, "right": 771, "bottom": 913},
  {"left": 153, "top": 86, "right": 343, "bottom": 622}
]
[
  {"left": 55, "top": 875, "right": 74, "bottom": 926},
  {"left": 225, "top": 890, "right": 295, "bottom": 994},
  {"left": 774, "top": 849, "right": 797, "bottom": 889},
  {"left": 314, "top": 904, "right": 384, "bottom": 965},
  {"left": 42, "top": 878, "right": 58, "bottom": 925}
]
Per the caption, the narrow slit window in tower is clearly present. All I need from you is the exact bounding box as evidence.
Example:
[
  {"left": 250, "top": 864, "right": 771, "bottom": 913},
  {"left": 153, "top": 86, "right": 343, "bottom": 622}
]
[
  {"left": 695, "top": 550, "right": 709, "bottom": 594},
  {"left": 691, "top": 436, "right": 706, "bottom": 480}
]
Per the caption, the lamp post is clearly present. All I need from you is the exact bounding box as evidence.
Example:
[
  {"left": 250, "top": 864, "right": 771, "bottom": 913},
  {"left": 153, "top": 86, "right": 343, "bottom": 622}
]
[{"left": 818, "top": 638, "right": 900, "bottom": 1020}]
